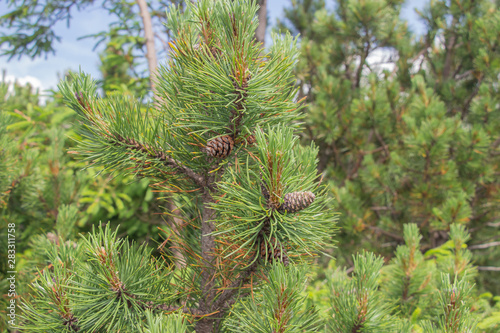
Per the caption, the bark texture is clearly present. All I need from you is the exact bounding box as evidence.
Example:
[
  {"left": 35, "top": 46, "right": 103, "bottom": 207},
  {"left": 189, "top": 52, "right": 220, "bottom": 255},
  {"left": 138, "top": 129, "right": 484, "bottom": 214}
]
[
  {"left": 255, "top": 0, "right": 267, "bottom": 44},
  {"left": 136, "top": 0, "right": 158, "bottom": 94}
]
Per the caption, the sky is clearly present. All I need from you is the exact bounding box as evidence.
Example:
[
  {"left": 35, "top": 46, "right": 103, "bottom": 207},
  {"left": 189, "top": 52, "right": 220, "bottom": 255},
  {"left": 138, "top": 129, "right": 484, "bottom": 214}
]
[{"left": 0, "top": 0, "right": 427, "bottom": 96}]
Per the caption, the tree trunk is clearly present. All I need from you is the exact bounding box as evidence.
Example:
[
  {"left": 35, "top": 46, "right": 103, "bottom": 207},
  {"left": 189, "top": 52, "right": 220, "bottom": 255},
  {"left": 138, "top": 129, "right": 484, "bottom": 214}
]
[
  {"left": 168, "top": 200, "right": 186, "bottom": 268},
  {"left": 196, "top": 188, "right": 217, "bottom": 332},
  {"left": 255, "top": 0, "right": 267, "bottom": 44},
  {"left": 136, "top": 0, "right": 158, "bottom": 95}
]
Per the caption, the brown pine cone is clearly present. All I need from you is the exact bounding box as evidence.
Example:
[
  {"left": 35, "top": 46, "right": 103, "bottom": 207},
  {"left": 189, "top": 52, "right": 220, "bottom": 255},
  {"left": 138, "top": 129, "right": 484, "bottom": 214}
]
[
  {"left": 205, "top": 135, "right": 234, "bottom": 158},
  {"left": 260, "top": 238, "right": 289, "bottom": 266},
  {"left": 278, "top": 191, "right": 315, "bottom": 214}
]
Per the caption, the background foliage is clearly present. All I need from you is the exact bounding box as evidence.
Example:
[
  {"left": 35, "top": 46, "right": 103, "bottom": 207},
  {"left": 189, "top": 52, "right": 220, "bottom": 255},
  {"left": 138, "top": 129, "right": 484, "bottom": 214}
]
[{"left": 279, "top": 0, "right": 500, "bottom": 295}]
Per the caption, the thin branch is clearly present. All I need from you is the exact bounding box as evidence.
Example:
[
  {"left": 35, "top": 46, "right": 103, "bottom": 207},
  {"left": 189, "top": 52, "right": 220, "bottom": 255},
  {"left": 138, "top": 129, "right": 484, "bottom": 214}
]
[
  {"left": 155, "top": 31, "right": 169, "bottom": 55},
  {"left": 167, "top": 200, "right": 187, "bottom": 268},
  {"left": 127, "top": 292, "right": 205, "bottom": 316},
  {"left": 477, "top": 266, "right": 500, "bottom": 272},
  {"left": 370, "top": 206, "right": 391, "bottom": 211},
  {"left": 492, "top": 137, "right": 500, "bottom": 149},
  {"left": 367, "top": 226, "right": 404, "bottom": 241},
  {"left": 354, "top": 29, "right": 371, "bottom": 89},
  {"left": 461, "top": 74, "right": 483, "bottom": 120},
  {"left": 468, "top": 241, "right": 500, "bottom": 250},
  {"left": 167, "top": 156, "right": 206, "bottom": 188},
  {"left": 454, "top": 69, "right": 473, "bottom": 81},
  {"left": 442, "top": 16, "right": 458, "bottom": 81},
  {"left": 113, "top": 134, "right": 206, "bottom": 188},
  {"left": 154, "top": 304, "right": 204, "bottom": 316},
  {"left": 347, "top": 152, "right": 364, "bottom": 181},
  {"left": 486, "top": 221, "right": 500, "bottom": 227},
  {"left": 213, "top": 260, "right": 258, "bottom": 311}
]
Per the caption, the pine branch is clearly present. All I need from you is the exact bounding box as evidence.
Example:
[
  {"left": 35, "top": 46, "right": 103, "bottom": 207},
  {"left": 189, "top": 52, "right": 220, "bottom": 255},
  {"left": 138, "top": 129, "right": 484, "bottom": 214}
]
[
  {"left": 354, "top": 27, "right": 371, "bottom": 89},
  {"left": 154, "top": 304, "right": 204, "bottom": 316},
  {"left": 442, "top": 16, "right": 458, "bottom": 81},
  {"left": 477, "top": 266, "right": 500, "bottom": 272},
  {"left": 121, "top": 293, "right": 205, "bottom": 317},
  {"left": 461, "top": 74, "right": 483, "bottom": 120},
  {"left": 61, "top": 80, "right": 208, "bottom": 190},
  {"left": 225, "top": 264, "right": 322, "bottom": 332},
  {"left": 229, "top": 74, "right": 249, "bottom": 138},
  {"left": 468, "top": 241, "right": 500, "bottom": 250},
  {"left": 213, "top": 260, "right": 258, "bottom": 311},
  {"left": 113, "top": 134, "right": 206, "bottom": 188}
]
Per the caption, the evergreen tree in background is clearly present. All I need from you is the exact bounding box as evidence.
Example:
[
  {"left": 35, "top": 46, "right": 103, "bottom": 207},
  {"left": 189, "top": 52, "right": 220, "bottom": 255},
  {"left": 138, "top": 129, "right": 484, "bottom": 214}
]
[
  {"left": 0, "top": 75, "right": 162, "bottom": 331},
  {"left": 281, "top": 0, "right": 500, "bottom": 293},
  {"left": 306, "top": 224, "right": 500, "bottom": 332},
  {"left": 98, "top": 29, "right": 150, "bottom": 97}
]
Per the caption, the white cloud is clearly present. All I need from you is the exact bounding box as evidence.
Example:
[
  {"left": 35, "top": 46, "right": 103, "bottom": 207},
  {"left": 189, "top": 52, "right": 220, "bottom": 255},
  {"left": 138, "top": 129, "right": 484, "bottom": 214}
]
[
  {"left": 366, "top": 48, "right": 398, "bottom": 74},
  {"left": 4, "top": 74, "right": 43, "bottom": 91},
  {"left": 2, "top": 74, "right": 47, "bottom": 104}
]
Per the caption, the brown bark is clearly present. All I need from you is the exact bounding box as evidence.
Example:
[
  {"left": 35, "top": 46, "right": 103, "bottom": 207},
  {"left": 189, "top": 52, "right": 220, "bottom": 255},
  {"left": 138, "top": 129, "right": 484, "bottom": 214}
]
[
  {"left": 195, "top": 174, "right": 259, "bottom": 332},
  {"left": 111, "top": 134, "right": 205, "bottom": 188},
  {"left": 354, "top": 31, "right": 370, "bottom": 89},
  {"left": 168, "top": 200, "right": 186, "bottom": 268},
  {"left": 442, "top": 17, "right": 458, "bottom": 81},
  {"left": 196, "top": 188, "right": 218, "bottom": 332},
  {"left": 469, "top": 241, "right": 500, "bottom": 250},
  {"left": 477, "top": 266, "right": 500, "bottom": 272},
  {"left": 136, "top": 0, "right": 158, "bottom": 95},
  {"left": 255, "top": 0, "right": 267, "bottom": 44}
]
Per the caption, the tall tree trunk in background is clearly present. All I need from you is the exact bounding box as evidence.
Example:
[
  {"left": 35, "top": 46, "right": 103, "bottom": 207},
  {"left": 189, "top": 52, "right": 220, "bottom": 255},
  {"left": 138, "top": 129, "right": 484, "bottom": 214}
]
[
  {"left": 255, "top": 0, "right": 267, "bottom": 44},
  {"left": 136, "top": 0, "right": 158, "bottom": 95},
  {"left": 136, "top": 0, "right": 185, "bottom": 268},
  {"left": 168, "top": 200, "right": 186, "bottom": 269}
]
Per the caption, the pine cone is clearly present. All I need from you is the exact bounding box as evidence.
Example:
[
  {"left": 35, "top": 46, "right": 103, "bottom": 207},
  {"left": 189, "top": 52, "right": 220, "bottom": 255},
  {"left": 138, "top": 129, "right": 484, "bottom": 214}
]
[
  {"left": 278, "top": 191, "right": 315, "bottom": 214},
  {"left": 205, "top": 135, "right": 234, "bottom": 158},
  {"left": 260, "top": 238, "right": 289, "bottom": 266}
]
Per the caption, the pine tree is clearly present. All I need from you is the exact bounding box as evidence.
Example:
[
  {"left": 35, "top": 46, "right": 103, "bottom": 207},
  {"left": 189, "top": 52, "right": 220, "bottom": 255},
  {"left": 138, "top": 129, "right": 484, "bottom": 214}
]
[
  {"left": 98, "top": 28, "right": 150, "bottom": 98},
  {"left": 304, "top": 224, "right": 496, "bottom": 332},
  {"left": 280, "top": 0, "right": 500, "bottom": 293},
  {"left": 0, "top": 77, "right": 167, "bottom": 331},
  {"left": 16, "top": 1, "right": 336, "bottom": 331}
]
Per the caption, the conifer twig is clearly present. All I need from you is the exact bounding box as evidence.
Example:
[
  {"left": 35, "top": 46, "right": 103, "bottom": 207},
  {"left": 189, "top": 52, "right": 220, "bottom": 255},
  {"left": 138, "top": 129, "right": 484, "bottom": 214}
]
[
  {"left": 477, "top": 266, "right": 500, "bottom": 272},
  {"left": 112, "top": 134, "right": 207, "bottom": 188},
  {"left": 213, "top": 260, "right": 258, "bottom": 311},
  {"left": 468, "top": 241, "right": 500, "bottom": 250}
]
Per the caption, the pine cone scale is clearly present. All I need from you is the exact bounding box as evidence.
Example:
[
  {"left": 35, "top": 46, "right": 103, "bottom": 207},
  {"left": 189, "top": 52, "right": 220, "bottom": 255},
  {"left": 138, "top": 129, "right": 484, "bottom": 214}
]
[
  {"left": 278, "top": 191, "right": 315, "bottom": 214},
  {"left": 205, "top": 135, "right": 234, "bottom": 158}
]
